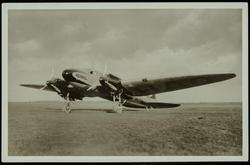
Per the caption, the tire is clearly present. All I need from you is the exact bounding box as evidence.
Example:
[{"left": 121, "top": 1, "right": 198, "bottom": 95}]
[
  {"left": 112, "top": 103, "right": 123, "bottom": 113},
  {"left": 64, "top": 103, "right": 71, "bottom": 113}
]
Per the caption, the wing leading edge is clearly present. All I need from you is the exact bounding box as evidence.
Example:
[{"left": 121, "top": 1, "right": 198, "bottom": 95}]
[
  {"left": 20, "top": 84, "right": 55, "bottom": 92},
  {"left": 122, "top": 73, "right": 236, "bottom": 96}
]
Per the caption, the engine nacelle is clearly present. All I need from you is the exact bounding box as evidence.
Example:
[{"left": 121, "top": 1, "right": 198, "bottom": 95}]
[
  {"left": 99, "top": 79, "right": 117, "bottom": 91},
  {"left": 49, "top": 80, "right": 85, "bottom": 101},
  {"left": 99, "top": 75, "right": 124, "bottom": 94}
]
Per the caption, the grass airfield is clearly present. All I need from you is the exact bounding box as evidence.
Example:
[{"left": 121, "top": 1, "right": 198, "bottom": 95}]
[{"left": 8, "top": 101, "right": 242, "bottom": 156}]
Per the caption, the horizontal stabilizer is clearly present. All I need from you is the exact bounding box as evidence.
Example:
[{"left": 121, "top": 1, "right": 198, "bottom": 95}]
[{"left": 146, "top": 102, "right": 180, "bottom": 108}]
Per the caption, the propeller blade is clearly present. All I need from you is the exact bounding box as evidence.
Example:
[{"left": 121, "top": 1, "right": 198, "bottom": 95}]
[
  {"left": 87, "top": 85, "right": 98, "bottom": 91},
  {"left": 40, "top": 84, "right": 47, "bottom": 90},
  {"left": 87, "top": 81, "right": 101, "bottom": 91},
  {"left": 50, "top": 84, "right": 61, "bottom": 93},
  {"left": 49, "top": 66, "right": 55, "bottom": 79},
  {"left": 91, "top": 61, "right": 94, "bottom": 71},
  {"left": 103, "top": 64, "right": 107, "bottom": 76}
]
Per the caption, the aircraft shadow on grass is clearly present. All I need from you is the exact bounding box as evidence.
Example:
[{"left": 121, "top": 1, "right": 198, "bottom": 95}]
[{"left": 45, "top": 107, "right": 142, "bottom": 113}]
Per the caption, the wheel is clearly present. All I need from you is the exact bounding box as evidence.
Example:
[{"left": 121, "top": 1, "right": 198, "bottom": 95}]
[
  {"left": 112, "top": 103, "right": 123, "bottom": 113},
  {"left": 64, "top": 102, "right": 71, "bottom": 113},
  {"left": 146, "top": 106, "right": 153, "bottom": 111}
]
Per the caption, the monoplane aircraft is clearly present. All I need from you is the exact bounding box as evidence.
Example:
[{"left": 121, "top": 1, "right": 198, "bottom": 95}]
[{"left": 21, "top": 68, "right": 236, "bottom": 113}]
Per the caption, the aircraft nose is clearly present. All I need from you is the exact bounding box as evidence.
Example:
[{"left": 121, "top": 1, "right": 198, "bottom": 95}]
[
  {"left": 62, "top": 69, "right": 71, "bottom": 75},
  {"left": 62, "top": 69, "right": 74, "bottom": 81}
]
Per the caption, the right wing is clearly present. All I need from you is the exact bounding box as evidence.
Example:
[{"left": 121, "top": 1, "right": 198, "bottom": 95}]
[
  {"left": 122, "top": 73, "right": 236, "bottom": 96},
  {"left": 20, "top": 84, "right": 55, "bottom": 92}
]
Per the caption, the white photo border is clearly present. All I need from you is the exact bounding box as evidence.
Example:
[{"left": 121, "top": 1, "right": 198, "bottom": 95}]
[{"left": 2, "top": 2, "right": 248, "bottom": 162}]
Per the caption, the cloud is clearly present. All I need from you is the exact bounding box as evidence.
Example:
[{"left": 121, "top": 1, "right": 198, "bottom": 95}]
[
  {"left": 163, "top": 9, "right": 242, "bottom": 51},
  {"left": 7, "top": 9, "right": 242, "bottom": 102},
  {"left": 13, "top": 39, "right": 40, "bottom": 52},
  {"left": 9, "top": 39, "right": 40, "bottom": 62}
]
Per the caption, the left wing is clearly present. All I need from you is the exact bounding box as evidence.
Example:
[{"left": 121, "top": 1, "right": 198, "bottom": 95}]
[
  {"left": 20, "top": 84, "right": 55, "bottom": 92},
  {"left": 122, "top": 73, "right": 236, "bottom": 96}
]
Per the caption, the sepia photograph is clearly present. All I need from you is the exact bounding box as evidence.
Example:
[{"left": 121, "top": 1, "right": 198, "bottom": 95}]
[{"left": 2, "top": 2, "right": 248, "bottom": 162}]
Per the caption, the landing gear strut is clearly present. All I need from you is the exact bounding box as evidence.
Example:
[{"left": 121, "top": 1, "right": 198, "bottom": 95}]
[
  {"left": 63, "top": 101, "right": 71, "bottom": 113},
  {"left": 63, "top": 93, "right": 71, "bottom": 113},
  {"left": 112, "top": 92, "right": 124, "bottom": 113}
]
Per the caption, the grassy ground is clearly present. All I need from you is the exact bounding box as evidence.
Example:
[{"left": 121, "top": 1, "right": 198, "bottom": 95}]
[{"left": 8, "top": 101, "right": 242, "bottom": 156}]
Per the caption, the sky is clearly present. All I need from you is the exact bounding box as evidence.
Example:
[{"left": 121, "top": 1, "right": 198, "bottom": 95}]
[{"left": 8, "top": 9, "right": 242, "bottom": 102}]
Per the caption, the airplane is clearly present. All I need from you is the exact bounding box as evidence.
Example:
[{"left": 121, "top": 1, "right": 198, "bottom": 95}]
[{"left": 20, "top": 68, "right": 236, "bottom": 113}]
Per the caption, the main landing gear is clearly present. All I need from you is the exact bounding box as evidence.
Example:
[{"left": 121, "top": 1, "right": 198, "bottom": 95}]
[
  {"left": 112, "top": 93, "right": 125, "bottom": 113},
  {"left": 146, "top": 105, "right": 153, "bottom": 111},
  {"left": 63, "top": 93, "right": 71, "bottom": 113}
]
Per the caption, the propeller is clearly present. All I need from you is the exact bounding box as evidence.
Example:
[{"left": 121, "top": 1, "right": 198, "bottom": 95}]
[
  {"left": 87, "top": 64, "right": 119, "bottom": 92},
  {"left": 40, "top": 66, "right": 55, "bottom": 90},
  {"left": 86, "top": 81, "right": 100, "bottom": 91},
  {"left": 40, "top": 84, "right": 48, "bottom": 90},
  {"left": 49, "top": 66, "right": 55, "bottom": 79},
  {"left": 87, "top": 64, "right": 107, "bottom": 91},
  {"left": 103, "top": 63, "right": 107, "bottom": 76}
]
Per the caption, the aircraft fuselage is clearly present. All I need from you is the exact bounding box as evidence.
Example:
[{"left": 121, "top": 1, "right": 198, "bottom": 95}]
[{"left": 61, "top": 68, "right": 152, "bottom": 109}]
